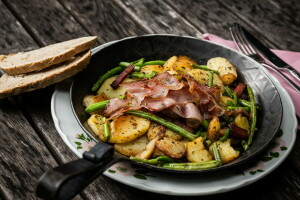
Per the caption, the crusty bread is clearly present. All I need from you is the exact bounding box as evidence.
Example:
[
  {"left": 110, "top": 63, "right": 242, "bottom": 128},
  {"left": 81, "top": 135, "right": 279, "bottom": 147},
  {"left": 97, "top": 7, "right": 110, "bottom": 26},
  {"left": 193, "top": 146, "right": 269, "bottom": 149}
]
[
  {"left": 0, "top": 36, "right": 96, "bottom": 75},
  {"left": 0, "top": 51, "right": 91, "bottom": 99}
]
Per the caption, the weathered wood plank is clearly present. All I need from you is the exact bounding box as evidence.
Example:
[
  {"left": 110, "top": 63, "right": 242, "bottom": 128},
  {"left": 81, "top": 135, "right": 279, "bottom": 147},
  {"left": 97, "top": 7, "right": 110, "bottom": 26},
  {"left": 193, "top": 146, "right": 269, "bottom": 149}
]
[
  {"left": 114, "top": 0, "right": 203, "bottom": 36},
  {"left": 218, "top": 0, "right": 300, "bottom": 51},
  {"left": 2, "top": 0, "right": 154, "bottom": 199},
  {"left": 0, "top": 98, "right": 66, "bottom": 200},
  {"left": 0, "top": 0, "right": 37, "bottom": 53},
  {"left": 58, "top": 0, "right": 146, "bottom": 43},
  {"left": 164, "top": 0, "right": 277, "bottom": 49},
  {"left": 3, "top": 0, "right": 89, "bottom": 46}
]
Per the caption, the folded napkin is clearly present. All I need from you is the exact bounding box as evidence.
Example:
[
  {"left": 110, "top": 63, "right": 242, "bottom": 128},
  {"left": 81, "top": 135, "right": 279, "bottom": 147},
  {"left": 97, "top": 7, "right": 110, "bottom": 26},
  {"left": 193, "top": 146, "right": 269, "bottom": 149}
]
[{"left": 203, "top": 33, "right": 300, "bottom": 122}]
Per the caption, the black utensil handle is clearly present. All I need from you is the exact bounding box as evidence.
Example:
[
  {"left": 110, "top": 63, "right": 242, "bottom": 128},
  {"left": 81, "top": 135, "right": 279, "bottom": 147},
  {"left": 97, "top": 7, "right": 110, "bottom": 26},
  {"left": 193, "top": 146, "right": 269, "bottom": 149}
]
[{"left": 36, "top": 143, "right": 116, "bottom": 200}]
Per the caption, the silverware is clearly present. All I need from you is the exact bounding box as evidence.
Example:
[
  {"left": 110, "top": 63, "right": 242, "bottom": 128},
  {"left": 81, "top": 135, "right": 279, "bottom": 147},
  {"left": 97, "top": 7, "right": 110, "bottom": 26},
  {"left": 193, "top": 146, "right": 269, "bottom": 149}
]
[
  {"left": 230, "top": 23, "right": 300, "bottom": 93},
  {"left": 240, "top": 24, "right": 300, "bottom": 83}
]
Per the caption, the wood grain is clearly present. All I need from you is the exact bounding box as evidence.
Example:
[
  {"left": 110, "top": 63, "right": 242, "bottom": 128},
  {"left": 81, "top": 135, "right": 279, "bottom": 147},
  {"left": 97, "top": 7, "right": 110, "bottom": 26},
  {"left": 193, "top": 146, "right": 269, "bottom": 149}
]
[
  {"left": 0, "top": 98, "right": 63, "bottom": 200},
  {"left": 58, "top": 0, "right": 146, "bottom": 43},
  {"left": 218, "top": 0, "right": 300, "bottom": 51},
  {"left": 0, "top": 0, "right": 299, "bottom": 199},
  {"left": 3, "top": 0, "right": 89, "bottom": 46},
  {"left": 0, "top": 0, "right": 37, "bottom": 54},
  {"left": 114, "top": 0, "right": 203, "bottom": 36}
]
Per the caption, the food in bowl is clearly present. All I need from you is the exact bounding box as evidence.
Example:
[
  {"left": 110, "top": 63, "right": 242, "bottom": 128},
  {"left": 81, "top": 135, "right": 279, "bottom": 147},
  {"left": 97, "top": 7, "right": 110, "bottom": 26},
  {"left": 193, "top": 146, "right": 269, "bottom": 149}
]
[{"left": 82, "top": 55, "right": 258, "bottom": 170}]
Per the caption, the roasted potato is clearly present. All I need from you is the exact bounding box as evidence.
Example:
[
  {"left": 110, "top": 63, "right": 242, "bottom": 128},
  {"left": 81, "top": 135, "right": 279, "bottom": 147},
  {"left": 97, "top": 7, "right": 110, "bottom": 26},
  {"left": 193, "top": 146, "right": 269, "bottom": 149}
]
[
  {"left": 140, "top": 65, "right": 164, "bottom": 75},
  {"left": 171, "top": 56, "right": 195, "bottom": 74},
  {"left": 207, "top": 57, "right": 237, "bottom": 85},
  {"left": 209, "top": 140, "right": 240, "bottom": 163},
  {"left": 234, "top": 113, "right": 250, "bottom": 131},
  {"left": 207, "top": 116, "right": 221, "bottom": 141},
  {"left": 147, "top": 123, "right": 166, "bottom": 140},
  {"left": 87, "top": 114, "right": 106, "bottom": 142},
  {"left": 186, "top": 137, "right": 213, "bottom": 163},
  {"left": 187, "top": 69, "right": 225, "bottom": 93},
  {"left": 97, "top": 76, "right": 133, "bottom": 99},
  {"left": 152, "top": 148, "right": 166, "bottom": 157},
  {"left": 114, "top": 135, "right": 148, "bottom": 156},
  {"left": 109, "top": 115, "right": 151, "bottom": 143},
  {"left": 83, "top": 94, "right": 107, "bottom": 107},
  {"left": 136, "top": 134, "right": 164, "bottom": 159},
  {"left": 163, "top": 56, "right": 177, "bottom": 71},
  {"left": 220, "top": 95, "right": 234, "bottom": 106},
  {"left": 156, "top": 137, "right": 185, "bottom": 158}
]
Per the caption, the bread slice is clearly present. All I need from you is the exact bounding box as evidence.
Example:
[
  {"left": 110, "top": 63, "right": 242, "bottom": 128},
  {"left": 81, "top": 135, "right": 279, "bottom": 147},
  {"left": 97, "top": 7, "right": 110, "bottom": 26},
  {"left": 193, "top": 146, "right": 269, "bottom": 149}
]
[
  {"left": 0, "top": 51, "right": 91, "bottom": 99},
  {"left": 0, "top": 36, "right": 96, "bottom": 75}
]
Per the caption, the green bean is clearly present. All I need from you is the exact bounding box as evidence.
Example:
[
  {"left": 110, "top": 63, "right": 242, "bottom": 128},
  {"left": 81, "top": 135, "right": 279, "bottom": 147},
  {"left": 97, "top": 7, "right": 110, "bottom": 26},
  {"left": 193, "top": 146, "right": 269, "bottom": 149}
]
[
  {"left": 247, "top": 85, "right": 257, "bottom": 147},
  {"left": 156, "top": 156, "right": 177, "bottom": 163},
  {"left": 119, "top": 62, "right": 142, "bottom": 71},
  {"left": 143, "top": 60, "right": 165, "bottom": 66},
  {"left": 224, "top": 86, "right": 233, "bottom": 97},
  {"left": 129, "top": 157, "right": 159, "bottom": 165},
  {"left": 85, "top": 95, "right": 125, "bottom": 113},
  {"left": 125, "top": 110, "right": 196, "bottom": 140},
  {"left": 238, "top": 99, "right": 252, "bottom": 107},
  {"left": 241, "top": 140, "right": 248, "bottom": 151},
  {"left": 103, "top": 120, "right": 110, "bottom": 140},
  {"left": 239, "top": 99, "right": 260, "bottom": 110},
  {"left": 85, "top": 100, "right": 110, "bottom": 113},
  {"left": 208, "top": 72, "right": 214, "bottom": 87},
  {"left": 162, "top": 160, "right": 221, "bottom": 170},
  {"left": 227, "top": 100, "right": 234, "bottom": 106},
  {"left": 233, "top": 92, "right": 238, "bottom": 106},
  {"left": 194, "top": 130, "right": 202, "bottom": 137},
  {"left": 212, "top": 142, "right": 222, "bottom": 164},
  {"left": 91, "top": 66, "right": 125, "bottom": 91},
  {"left": 130, "top": 71, "right": 158, "bottom": 79},
  {"left": 220, "top": 128, "right": 230, "bottom": 142},
  {"left": 191, "top": 64, "right": 220, "bottom": 74},
  {"left": 202, "top": 119, "right": 209, "bottom": 130},
  {"left": 227, "top": 106, "right": 250, "bottom": 112},
  {"left": 132, "top": 58, "right": 145, "bottom": 65}
]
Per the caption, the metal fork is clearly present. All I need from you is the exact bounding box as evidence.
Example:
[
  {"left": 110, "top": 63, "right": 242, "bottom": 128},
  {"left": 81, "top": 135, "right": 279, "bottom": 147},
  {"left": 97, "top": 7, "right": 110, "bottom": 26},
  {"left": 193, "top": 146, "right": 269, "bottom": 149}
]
[{"left": 229, "top": 24, "right": 300, "bottom": 93}]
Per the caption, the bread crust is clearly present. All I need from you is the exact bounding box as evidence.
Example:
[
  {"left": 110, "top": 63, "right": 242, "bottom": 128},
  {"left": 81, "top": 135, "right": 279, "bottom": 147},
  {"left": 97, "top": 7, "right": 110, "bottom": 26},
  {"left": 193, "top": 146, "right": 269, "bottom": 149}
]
[
  {"left": 0, "top": 51, "right": 91, "bottom": 99},
  {"left": 0, "top": 36, "right": 96, "bottom": 75}
]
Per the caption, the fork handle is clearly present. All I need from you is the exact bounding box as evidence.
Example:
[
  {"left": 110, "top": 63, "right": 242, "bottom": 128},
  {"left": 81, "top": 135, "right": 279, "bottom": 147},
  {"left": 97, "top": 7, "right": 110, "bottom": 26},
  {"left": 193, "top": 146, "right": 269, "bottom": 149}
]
[
  {"left": 281, "top": 66, "right": 300, "bottom": 83},
  {"left": 262, "top": 63, "right": 300, "bottom": 93}
]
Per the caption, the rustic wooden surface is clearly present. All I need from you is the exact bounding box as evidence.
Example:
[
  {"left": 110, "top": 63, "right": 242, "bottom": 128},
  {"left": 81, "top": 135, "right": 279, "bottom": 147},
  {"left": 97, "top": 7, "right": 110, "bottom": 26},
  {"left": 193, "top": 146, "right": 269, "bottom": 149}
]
[{"left": 0, "top": 0, "right": 299, "bottom": 199}]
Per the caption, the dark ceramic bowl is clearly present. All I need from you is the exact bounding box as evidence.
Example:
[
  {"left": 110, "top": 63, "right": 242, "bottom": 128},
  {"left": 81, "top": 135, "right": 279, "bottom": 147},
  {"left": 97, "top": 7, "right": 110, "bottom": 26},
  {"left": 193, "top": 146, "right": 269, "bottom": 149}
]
[{"left": 70, "top": 34, "right": 282, "bottom": 174}]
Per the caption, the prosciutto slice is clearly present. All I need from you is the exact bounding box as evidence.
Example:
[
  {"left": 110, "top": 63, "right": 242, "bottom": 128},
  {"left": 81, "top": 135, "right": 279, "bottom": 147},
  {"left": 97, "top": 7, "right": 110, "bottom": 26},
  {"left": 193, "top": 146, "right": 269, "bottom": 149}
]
[{"left": 184, "top": 75, "right": 225, "bottom": 119}]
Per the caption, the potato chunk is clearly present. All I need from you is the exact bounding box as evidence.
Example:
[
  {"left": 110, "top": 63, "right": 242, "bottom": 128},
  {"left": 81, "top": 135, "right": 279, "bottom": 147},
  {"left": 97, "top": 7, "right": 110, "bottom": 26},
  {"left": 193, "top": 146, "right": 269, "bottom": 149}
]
[
  {"left": 156, "top": 137, "right": 185, "bottom": 158},
  {"left": 97, "top": 76, "right": 133, "bottom": 99},
  {"left": 83, "top": 94, "right": 107, "bottom": 107},
  {"left": 147, "top": 123, "right": 166, "bottom": 140},
  {"left": 87, "top": 114, "right": 106, "bottom": 142},
  {"left": 172, "top": 56, "right": 195, "bottom": 74},
  {"left": 207, "top": 57, "right": 237, "bottom": 85},
  {"left": 114, "top": 135, "right": 148, "bottom": 156},
  {"left": 136, "top": 133, "right": 164, "bottom": 159},
  {"left": 147, "top": 123, "right": 182, "bottom": 141},
  {"left": 187, "top": 69, "right": 225, "bottom": 93},
  {"left": 109, "top": 115, "right": 150, "bottom": 143},
  {"left": 209, "top": 140, "right": 240, "bottom": 163},
  {"left": 164, "top": 56, "right": 177, "bottom": 71},
  {"left": 220, "top": 95, "right": 234, "bottom": 106},
  {"left": 234, "top": 113, "right": 250, "bottom": 131},
  {"left": 140, "top": 65, "right": 164, "bottom": 75},
  {"left": 186, "top": 137, "right": 213, "bottom": 163},
  {"left": 207, "top": 116, "right": 221, "bottom": 142}
]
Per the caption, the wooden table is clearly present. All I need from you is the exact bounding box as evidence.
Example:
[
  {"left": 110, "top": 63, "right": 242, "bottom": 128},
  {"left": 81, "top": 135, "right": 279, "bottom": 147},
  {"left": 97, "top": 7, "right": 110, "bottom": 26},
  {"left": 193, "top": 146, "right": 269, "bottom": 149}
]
[{"left": 1, "top": 1, "right": 299, "bottom": 199}]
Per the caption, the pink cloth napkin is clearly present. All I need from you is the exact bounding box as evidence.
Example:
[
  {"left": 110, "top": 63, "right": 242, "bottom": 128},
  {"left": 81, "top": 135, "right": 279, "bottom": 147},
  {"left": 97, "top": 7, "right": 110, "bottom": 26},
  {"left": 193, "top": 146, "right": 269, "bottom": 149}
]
[{"left": 203, "top": 33, "right": 300, "bottom": 121}]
